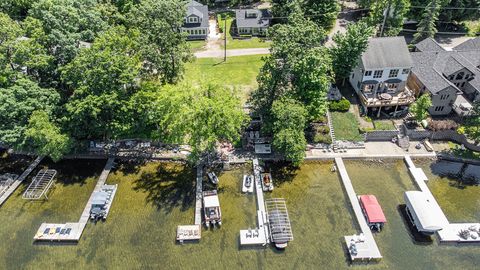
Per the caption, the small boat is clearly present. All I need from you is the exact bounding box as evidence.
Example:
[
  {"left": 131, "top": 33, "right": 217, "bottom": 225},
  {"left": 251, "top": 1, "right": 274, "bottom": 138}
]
[
  {"left": 203, "top": 190, "right": 222, "bottom": 228},
  {"left": 208, "top": 172, "right": 219, "bottom": 185},
  {"left": 242, "top": 175, "right": 254, "bottom": 193},
  {"left": 261, "top": 173, "right": 274, "bottom": 191},
  {"left": 359, "top": 195, "right": 387, "bottom": 232}
]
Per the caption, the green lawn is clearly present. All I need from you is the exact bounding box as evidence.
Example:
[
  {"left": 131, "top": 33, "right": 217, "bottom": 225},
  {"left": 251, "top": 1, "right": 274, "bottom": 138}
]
[
  {"left": 373, "top": 119, "right": 396, "bottom": 130},
  {"left": 331, "top": 111, "right": 363, "bottom": 141},
  {"left": 187, "top": 40, "right": 206, "bottom": 51},
  {"left": 217, "top": 14, "right": 271, "bottom": 50},
  {"left": 184, "top": 55, "right": 266, "bottom": 103}
]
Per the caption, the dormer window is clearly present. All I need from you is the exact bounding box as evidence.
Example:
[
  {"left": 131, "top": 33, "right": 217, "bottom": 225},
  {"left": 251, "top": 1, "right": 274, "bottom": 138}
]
[
  {"left": 465, "top": 74, "right": 470, "bottom": 80},
  {"left": 455, "top": 72, "right": 464, "bottom": 80},
  {"left": 364, "top": 70, "right": 372, "bottom": 76},
  {"left": 188, "top": 16, "right": 199, "bottom": 23},
  {"left": 448, "top": 75, "right": 454, "bottom": 80},
  {"left": 246, "top": 11, "right": 258, "bottom": 18},
  {"left": 389, "top": 69, "right": 399, "bottom": 78},
  {"left": 402, "top": 68, "right": 410, "bottom": 74}
]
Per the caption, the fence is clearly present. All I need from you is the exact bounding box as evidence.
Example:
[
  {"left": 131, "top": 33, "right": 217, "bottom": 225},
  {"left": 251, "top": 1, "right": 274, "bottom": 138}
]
[{"left": 364, "top": 130, "right": 399, "bottom": 141}]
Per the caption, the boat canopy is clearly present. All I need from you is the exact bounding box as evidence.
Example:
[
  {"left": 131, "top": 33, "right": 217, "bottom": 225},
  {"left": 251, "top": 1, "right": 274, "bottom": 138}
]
[
  {"left": 359, "top": 195, "right": 387, "bottom": 223},
  {"left": 265, "top": 198, "right": 293, "bottom": 243},
  {"left": 204, "top": 195, "right": 220, "bottom": 208},
  {"left": 404, "top": 191, "right": 448, "bottom": 233}
]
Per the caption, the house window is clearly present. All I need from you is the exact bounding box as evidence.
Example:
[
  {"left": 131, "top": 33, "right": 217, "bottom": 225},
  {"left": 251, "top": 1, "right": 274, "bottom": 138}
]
[
  {"left": 448, "top": 75, "right": 454, "bottom": 80},
  {"left": 352, "top": 73, "right": 354, "bottom": 79},
  {"left": 434, "top": 106, "right": 445, "bottom": 112},
  {"left": 440, "top": 94, "right": 450, "bottom": 100},
  {"left": 364, "top": 70, "right": 372, "bottom": 76},
  {"left": 465, "top": 74, "right": 470, "bottom": 80},
  {"left": 402, "top": 68, "right": 410, "bottom": 74},
  {"left": 387, "top": 83, "right": 397, "bottom": 91},
  {"left": 357, "top": 81, "right": 361, "bottom": 89},
  {"left": 455, "top": 72, "right": 464, "bottom": 80},
  {"left": 389, "top": 69, "right": 399, "bottom": 78},
  {"left": 461, "top": 82, "right": 465, "bottom": 88},
  {"left": 373, "top": 70, "right": 383, "bottom": 78},
  {"left": 188, "top": 17, "right": 198, "bottom": 23},
  {"left": 363, "top": 84, "right": 374, "bottom": 93}
]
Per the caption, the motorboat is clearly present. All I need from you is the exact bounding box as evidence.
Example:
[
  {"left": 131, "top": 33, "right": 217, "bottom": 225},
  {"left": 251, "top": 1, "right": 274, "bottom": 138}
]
[
  {"left": 208, "top": 172, "right": 219, "bottom": 185},
  {"left": 242, "top": 175, "right": 254, "bottom": 193},
  {"left": 203, "top": 190, "right": 222, "bottom": 228},
  {"left": 261, "top": 173, "right": 274, "bottom": 191},
  {"left": 359, "top": 195, "right": 387, "bottom": 232}
]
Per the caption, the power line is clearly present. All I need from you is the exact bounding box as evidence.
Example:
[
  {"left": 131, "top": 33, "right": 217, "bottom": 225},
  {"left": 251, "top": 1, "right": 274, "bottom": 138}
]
[{"left": 386, "top": 27, "right": 479, "bottom": 35}]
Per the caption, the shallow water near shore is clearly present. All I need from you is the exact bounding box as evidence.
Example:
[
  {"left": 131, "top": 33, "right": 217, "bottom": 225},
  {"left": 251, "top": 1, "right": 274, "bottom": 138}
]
[{"left": 0, "top": 156, "right": 479, "bottom": 269}]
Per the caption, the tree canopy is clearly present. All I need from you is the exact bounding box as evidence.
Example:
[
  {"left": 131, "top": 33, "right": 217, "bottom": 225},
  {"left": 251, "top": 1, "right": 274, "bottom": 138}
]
[
  {"left": 410, "top": 94, "right": 432, "bottom": 122},
  {"left": 462, "top": 101, "right": 480, "bottom": 144},
  {"left": 412, "top": 0, "right": 441, "bottom": 43},
  {"left": 272, "top": 0, "right": 339, "bottom": 29}
]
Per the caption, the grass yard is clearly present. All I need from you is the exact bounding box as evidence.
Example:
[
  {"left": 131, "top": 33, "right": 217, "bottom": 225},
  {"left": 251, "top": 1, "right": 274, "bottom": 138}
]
[
  {"left": 217, "top": 15, "right": 271, "bottom": 50},
  {"left": 331, "top": 111, "right": 363, "bottom": 141},
  {"left": 188, "top": 40, "right": 206, "bottom": 51},
  {"left": 184, "top": 55, "right": 265, "bottom": 103},
  {"left": 373, "top": 119, "right": 396, "bottom": 130}
]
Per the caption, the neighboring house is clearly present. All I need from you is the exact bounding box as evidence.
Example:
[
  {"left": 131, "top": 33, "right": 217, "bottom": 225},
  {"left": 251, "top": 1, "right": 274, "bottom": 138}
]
[
  {"left": 181, "top": 0, "right": 209, "bottom": 40},
  {"left": 235, "top": 9, "right": 270, "bottom": 36},
  {"left": 408, "top": 37, "right": 480, "bottom": 116},
  {"left": 349, "top": 37, "right": 415, "bottom": 117}
]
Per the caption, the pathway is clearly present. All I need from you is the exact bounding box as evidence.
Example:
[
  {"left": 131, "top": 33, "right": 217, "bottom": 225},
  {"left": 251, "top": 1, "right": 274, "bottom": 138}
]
[
  {"left": 194, "top": 47, "right": 270, "bottom": 58},
  {"left": 326, "top": 1, "right": 359, "bottom": 48},
  {"left": 0, "top": 156, "right": 43, "bottom": 206},
  {"left": 194, "top": 166, "right": 203, "bottom": 225},
  {"left": 335, "top": 157, "right": 382, "bottom": 261}
]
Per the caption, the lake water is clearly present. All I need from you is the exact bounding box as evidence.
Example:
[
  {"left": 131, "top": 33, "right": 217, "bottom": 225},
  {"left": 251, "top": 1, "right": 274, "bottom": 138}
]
[{"left": 0, "top": 156, "right": 479, "bottom": 269}]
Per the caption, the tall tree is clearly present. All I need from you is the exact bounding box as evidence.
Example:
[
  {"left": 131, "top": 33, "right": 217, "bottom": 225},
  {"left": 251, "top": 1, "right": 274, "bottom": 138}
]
[
  {"left": 409, "top": 94, "right": 432, "bottom": 122},
  {"left": 271, "top": 97, "right": 307, "bottom": 166},
  {"left": 463, "top": 101, "right": 480, "bottom": 144},
  {"left": 412, "top": 0, "right": 441, "bottom": 43},
  {"left": 368, "top": 0, "right": 410, "bottom": 36},
  {"left": 128, "top": 0, "right": 192, "bottom": 84},
  {"left": 303, "top": 0, "right": 339, "bottom": 30},
  {"left": 329, "top": 21, "right": 374, "bottom": 82},
  {"left": 24, "top": 110, "right": 71, "bottom": 161}
]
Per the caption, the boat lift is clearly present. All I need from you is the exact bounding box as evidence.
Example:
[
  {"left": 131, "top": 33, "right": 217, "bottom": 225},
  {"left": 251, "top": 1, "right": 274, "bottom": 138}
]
[
  {"left": 23, "top": 169, "right": 57, "bottom": 200},
  {"left": 265, "top": 198, "right": 293, "bottom": 249}
]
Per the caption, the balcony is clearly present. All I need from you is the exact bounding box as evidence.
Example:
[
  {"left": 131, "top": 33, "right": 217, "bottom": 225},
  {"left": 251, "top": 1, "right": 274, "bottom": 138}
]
[{"left": 360, "top": 86, "right": 415, "bottom": 107}]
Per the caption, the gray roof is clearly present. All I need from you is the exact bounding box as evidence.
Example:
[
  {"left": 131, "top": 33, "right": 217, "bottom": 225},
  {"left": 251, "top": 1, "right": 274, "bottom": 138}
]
[
  {"left": 415, "top": 38, "right": 445, "bottom": 52},
  {"left": 235, "top": 9, "right": 270, "bottom": 28},
  {"left": 361, "top": 37, "right": 413, "bottom": 69},
  {"left": 184, "top": 0, "right": 209, "bottom": 28},
  {"left": 453, "top": 37, "right": 480, "bottom": 51}
]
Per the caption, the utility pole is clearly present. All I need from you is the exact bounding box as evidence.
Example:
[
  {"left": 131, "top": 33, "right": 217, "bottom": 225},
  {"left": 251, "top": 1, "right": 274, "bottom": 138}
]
[
  {"left": 224, "top": 15, "right": 227, "bottom": 62},
  {"left": 380, "top": 0, "right": 392, "bottom": 37}
]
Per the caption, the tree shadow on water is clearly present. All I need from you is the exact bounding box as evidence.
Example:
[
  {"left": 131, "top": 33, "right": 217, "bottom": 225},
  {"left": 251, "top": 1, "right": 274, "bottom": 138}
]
[
  {"left": 264, "top": 161, "right": 298, "bottom": 186},
  {"left": 133, "top": 164, "right": 195, "bottom": 213}
]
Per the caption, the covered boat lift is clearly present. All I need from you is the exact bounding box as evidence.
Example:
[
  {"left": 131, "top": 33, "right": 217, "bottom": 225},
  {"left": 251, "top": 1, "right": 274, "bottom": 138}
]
[
  {"left": 265, "top": 198, "right": 293, "bottom": 249},
  {"left": 404, "top": 191, "right": 448, "bottom": 235},
  {"left": 359, "top": 195, "right": 387, "bottom": 231}
]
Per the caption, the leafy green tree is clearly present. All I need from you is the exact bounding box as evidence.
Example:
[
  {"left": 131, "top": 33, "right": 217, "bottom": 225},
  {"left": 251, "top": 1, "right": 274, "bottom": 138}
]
[
  {"left": 24, "top": 110, "right": 71, "bottom": 161},
  {"left": 303, "top": 0, "right": 339, "bottom": 30},
  {"left": 368, "top": 0, "right": 410, "bottom": 36},
  {"left": 329, "top": 21, "right": 374, "bottom": 81},
  {"left": 410, "top": 0, "right": 477, "bottom": 23},
  {"left": 0, "top": 0, "right": 34, "bottom": 17},
  {"left": 463, "top": 101, "right": 480, "bottom": 144},
  {"left": 271, "top": 97, "right": 307, "bottom": 166},
  {"left": 409, "top": 94, "right": 432, "bottom": 122},
  {"left": 127, "top": 0, "right": 192, "bottom": 84},
  {"left": 412, "top": 0, "right": 441, "bottom": 43},
  {"left": 62, "top": 26, "right": 142, "bottom": 140},
  {"left": 0, "top": 78, "right": 60, "bottom": 146}
]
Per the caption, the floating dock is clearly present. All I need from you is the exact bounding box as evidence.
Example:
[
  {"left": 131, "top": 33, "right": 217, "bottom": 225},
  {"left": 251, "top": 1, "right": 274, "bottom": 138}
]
[
  {"left": 33, "top": 158, "right": 115, "bottom": 242},
  {"left": 176, "top": 225, "right": 201, "bottom": 242},
  {"left": 404, "top": 155, "right": 480, "bottom": 243},
  {"left": 335, "top": 158, "right": 382, "bottom": 261},
  {"left": 0, "top": 156, "right": 43, "bottom": 206},
  {"left": 239, "top": 159, "right": 270, "bottom": 247}
]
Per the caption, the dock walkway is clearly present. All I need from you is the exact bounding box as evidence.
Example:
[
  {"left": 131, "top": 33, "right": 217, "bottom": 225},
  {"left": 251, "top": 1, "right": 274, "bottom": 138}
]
[
  {"left": 194, "top": 166, "right": 203, "bottom": 225},
  {"left": 0, "top": 156, "right": 43, "bottom": 206},
  {"left": 404, "top": 155, "right": 480, "bottom": 243},
  {"left": 34, "top": 158, "right": 115, "bottom": 242},
  {"left": 335, "top": 157, "right": 382, "bottom": 261}
]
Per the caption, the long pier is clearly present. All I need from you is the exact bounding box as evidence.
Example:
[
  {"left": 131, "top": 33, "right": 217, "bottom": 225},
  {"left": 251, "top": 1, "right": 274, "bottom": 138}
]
[
  {"left": 0, "top": 156, "right": 43, "bottom": 206},
  {"left": 404, "top": 155, "right": 480, "bottom": 243},
  {"left": 34, "top": 158, "right": 115, "bottom": 242},
  {"left": 335, "top": 157, "right": 382, "bottom": 261},
  {"left": 194, "top": 166, "right": 203, "bottom": 225}
]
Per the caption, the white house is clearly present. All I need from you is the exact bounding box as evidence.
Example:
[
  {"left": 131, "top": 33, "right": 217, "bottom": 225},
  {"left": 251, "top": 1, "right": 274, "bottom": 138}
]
[
  {"left": 181, "top": 1, "right": 209, "bottom": 40},
  {"left": 349, "top": 37, "right": 415, "bottom": 117}
]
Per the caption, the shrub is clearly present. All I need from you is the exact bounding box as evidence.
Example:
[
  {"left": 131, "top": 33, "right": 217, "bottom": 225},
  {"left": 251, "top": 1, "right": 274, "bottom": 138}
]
[
  {"left": 427, "top": 119, "right": 458, "bottom": 131},
  {"left": 329, "top": 98, "right": 351, "bottom": 112},
  {"left": 313, "top": 115, "right": 328, "bottom": 124},
  {"left": 313, "top": 133, "right": 332, "bottom": 144}
]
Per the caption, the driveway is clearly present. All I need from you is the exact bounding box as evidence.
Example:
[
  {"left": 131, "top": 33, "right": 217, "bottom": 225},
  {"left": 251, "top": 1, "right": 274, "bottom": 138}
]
[{"left": 326, "top": 1, "right": 359, "bottom": 48}]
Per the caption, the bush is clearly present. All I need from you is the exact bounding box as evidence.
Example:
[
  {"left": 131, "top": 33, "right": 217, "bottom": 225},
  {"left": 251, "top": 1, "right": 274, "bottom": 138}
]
[
  {"left": 427, "top": 119, "right": 458, "bottom": 131},
  {"left": 313, "top": 133, "right": 332, "bottom": 144},
  {"left": 313, "top": 115, "right": 328, "bottom": 124},
  {"left": 329, "top": 98, "right": 351, "bottom": 112}
]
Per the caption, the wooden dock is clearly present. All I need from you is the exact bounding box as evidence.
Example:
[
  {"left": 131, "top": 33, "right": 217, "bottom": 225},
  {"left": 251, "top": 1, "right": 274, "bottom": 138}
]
[
  {"left": 34, "top": 158, "right": 115, "bottom": 242},
  {"left": 335, "top": 158, "right": 382, "bottom": 261},
  {"left": 194, "top": 166, "right": 203, "bottom": 225},
  {"left": 404, "top": 155, "right": 480, "bottom": 243},
  {"left": 0, "top": 156, "right": 43, "bottom": 206}
]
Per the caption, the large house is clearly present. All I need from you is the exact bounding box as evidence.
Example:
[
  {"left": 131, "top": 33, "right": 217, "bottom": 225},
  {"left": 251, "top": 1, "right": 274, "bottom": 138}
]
[
  {"left": 235, "top": 9, "right": 270, "bottom": 36},
  {"left": 408, "top": 37, "right": 480, "bottom": 116},
  {"left": 349, "top": 37, "right": 415, "bottom": 117},
  {"left": 181, "top": 1, "right": 209, "bottom": 40}
]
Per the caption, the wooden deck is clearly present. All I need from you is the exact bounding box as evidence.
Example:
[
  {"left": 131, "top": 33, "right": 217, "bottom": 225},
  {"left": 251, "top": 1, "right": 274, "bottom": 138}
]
[
  {"left": 194, "top": 166, "right": 203, "bottom": 226},
  {"left": 0, "top": 156, "right": 43, "bottom": 206},
  {"left": 335, "top": 158, "right": 382, "bottom": 261},
  {"left": 33, "top": 158, "right": 115, "bottom": 242}
]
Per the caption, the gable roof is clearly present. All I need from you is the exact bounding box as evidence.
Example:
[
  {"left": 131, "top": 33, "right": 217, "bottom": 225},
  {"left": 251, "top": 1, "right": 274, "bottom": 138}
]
[
  {"left": 415, "top": 38, "right": 445, "bottom": 52},
  {"left": 453, "top": 37, "right": 480, "bottom": 51},
  {"left": 184, "top": 0, "right": 209, "bottom": 28},
  {"left": 361, "top": 37, "right": 413, "bottom": 69},
  {"left": 235, "top": 9, "right": 270, "bottom": 28}
]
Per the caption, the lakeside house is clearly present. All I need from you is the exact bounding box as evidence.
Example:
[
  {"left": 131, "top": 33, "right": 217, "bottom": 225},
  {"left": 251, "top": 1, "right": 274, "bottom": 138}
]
[
  {"left": 409, "top": 37, "right": 480, "bottom": 116},
  {"left": 181, "top": 0, "right": 209, "bottom": 40},
  {"left": 349, "top": 37, "right": 415, "bottom": 117},
  {"left": 234, "top": 9, "right": 270, "bottom": 36}
]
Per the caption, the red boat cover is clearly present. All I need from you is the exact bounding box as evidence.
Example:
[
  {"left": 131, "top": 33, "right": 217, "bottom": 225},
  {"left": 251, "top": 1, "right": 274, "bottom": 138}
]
[{"left": 360, "top": 195, "right": 387, "bottom": 223}]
